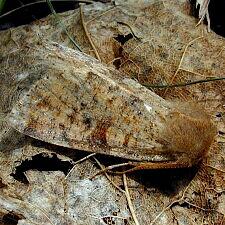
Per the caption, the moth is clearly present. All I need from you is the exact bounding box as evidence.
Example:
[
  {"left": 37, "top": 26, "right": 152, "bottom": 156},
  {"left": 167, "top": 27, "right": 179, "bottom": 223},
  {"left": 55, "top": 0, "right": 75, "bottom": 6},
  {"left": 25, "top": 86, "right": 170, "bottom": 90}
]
[{"left": 7, "top": 43, "right": 216, "bottom": 171}]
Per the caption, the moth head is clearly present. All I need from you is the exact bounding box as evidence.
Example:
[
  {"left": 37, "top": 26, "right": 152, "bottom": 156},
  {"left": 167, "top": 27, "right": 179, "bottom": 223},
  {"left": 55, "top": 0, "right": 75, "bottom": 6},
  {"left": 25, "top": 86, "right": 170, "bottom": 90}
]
[{"left": 160, "top": 103, "right": 217, "bottom": 166}]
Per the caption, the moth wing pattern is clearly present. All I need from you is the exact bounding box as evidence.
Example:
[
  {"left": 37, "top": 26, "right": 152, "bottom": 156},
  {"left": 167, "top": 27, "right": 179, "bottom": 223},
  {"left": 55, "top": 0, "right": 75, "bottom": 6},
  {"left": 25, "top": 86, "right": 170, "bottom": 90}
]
[
  {"left": 8, "top": 44, "right": 173, "bottom": 162},
  {"left": 8, "top": 43, "right": 216, "bottom": 167}
]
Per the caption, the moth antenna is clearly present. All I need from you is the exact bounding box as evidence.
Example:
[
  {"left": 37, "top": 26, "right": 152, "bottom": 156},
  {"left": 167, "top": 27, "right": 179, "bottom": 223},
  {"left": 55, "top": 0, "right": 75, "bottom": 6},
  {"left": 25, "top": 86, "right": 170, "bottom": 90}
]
[{"left": 90, "top": 162, "right": 135, "bottom": 179}]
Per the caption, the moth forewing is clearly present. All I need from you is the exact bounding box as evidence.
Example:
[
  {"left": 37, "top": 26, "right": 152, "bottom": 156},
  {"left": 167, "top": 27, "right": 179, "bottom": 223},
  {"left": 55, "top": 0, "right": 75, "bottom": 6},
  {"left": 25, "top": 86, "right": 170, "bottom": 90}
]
[
  {"left": 7, "top": 43, "right": 216, "bottom": 168},
  {"left": 8, "top": 70, "right": 170, "bottom": 162}
]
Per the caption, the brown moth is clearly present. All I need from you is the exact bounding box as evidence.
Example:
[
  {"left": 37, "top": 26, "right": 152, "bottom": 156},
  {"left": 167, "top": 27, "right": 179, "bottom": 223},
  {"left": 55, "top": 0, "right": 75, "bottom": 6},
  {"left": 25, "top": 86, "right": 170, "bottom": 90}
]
[{"left": 7, "top": 43, "right": 216, "bottom": 170}]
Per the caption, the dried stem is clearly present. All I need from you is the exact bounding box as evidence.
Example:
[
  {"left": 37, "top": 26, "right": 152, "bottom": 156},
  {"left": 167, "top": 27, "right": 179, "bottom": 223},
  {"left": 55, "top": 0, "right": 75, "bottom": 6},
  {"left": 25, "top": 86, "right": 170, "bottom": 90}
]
[
  {"left": 90, "top": 163, "right": 130, "bottom": 179},
  {"left": 149, "top": 184, "right": 191, "bottom": 225},
  {"left": 206, "top": 164, "right": 225, "bottom": 174},
  {"left": 80, "top": 3, "right": 101, "bottom": 61},
  {"left": 25, "top": 200, "right": 56, "bottom": 225},
  {"left": 117, "top": 21, "right": 140, "bottom": 40},
  {"left": 144, "top": 76, "right": 225, "bottom": 89},
  {"left": 46, "top": 0, "right": 82, "bottom": 51},
  {"left": 65, "top": 153, "right": 96, "bottom": 179},
  {"left": 123, "top": 174, "right": 140, "bottom": 225},
  {"left": 93, "top": 157, "right": 125, "bottom": 193},
  {"left": 86, "top": 6, "right": 116, "bottom": 25},
  {"left": 164, "top": 36, "right": 203, "bottom": 94}
]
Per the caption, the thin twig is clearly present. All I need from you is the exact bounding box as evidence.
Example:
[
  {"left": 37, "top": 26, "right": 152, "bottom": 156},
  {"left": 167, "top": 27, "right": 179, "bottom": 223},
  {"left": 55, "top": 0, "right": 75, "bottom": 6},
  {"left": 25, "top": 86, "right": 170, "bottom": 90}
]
[
  {"left": 149, "top": 168, "right": 221, "bottom": 225},
  {"left": 215, "top": 46, "right": 225, "bottom": 58},
  {"left": 164, "top": 36, "right": 203, "bottom": 94},
  {"left": 117, "top": 21, "right": 140, "bottom": 40},
  {"left": 149, "top": 183, "right": 191, "bottom": 225},
  {"left": 65, "top": 153, "right": 96, "bottom": 179},
  {"left": 206, "top": 165, "right": 225, "bottom": 174},
  {"left": 86, "top": 6, "right": 116, "bottom": 25},
  {"left": 120, "top": 59, "right": 141, "bottom": 78},
  {"left": 80, "top": 3, "right": 101, "bottom": 61},
  {"left": 0, "top": 0, "right": 94, "bottom": 19},
  {"left": 46, "top": 0, "right": 82, "bottom": 51},
  {"left": 184, "top": 200, "right": 213, "bottom": 212},
  {"left": 123, "top": 174, "right": 140, "bottom": 225},
  {"left": 25, "top": 200, "right": 56, "bottom": 225},
  {"left": 93, "top": 157, "right": 125, "bottom": 193},
  {"left": 179, "top": 67, "right": 206, "bottom": 77},
  {"left": 143, "top": 76, "right": 225, "bottom": 89},
  {"left": 107, "top": 57, "right": 121, "bottom": 66},
  {"left": 150, "top": 168, "right": 206, "bottom": 225},
  {"left": 150, "top": 200, "right": 179, "bottom": 225}
]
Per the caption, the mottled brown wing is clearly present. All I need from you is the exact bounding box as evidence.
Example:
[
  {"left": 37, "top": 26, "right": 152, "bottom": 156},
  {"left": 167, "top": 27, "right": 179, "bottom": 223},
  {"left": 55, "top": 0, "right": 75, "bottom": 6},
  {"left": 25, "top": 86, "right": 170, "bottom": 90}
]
[{"left": 8, "top": 45, "right": 173, "bottom": 162}]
